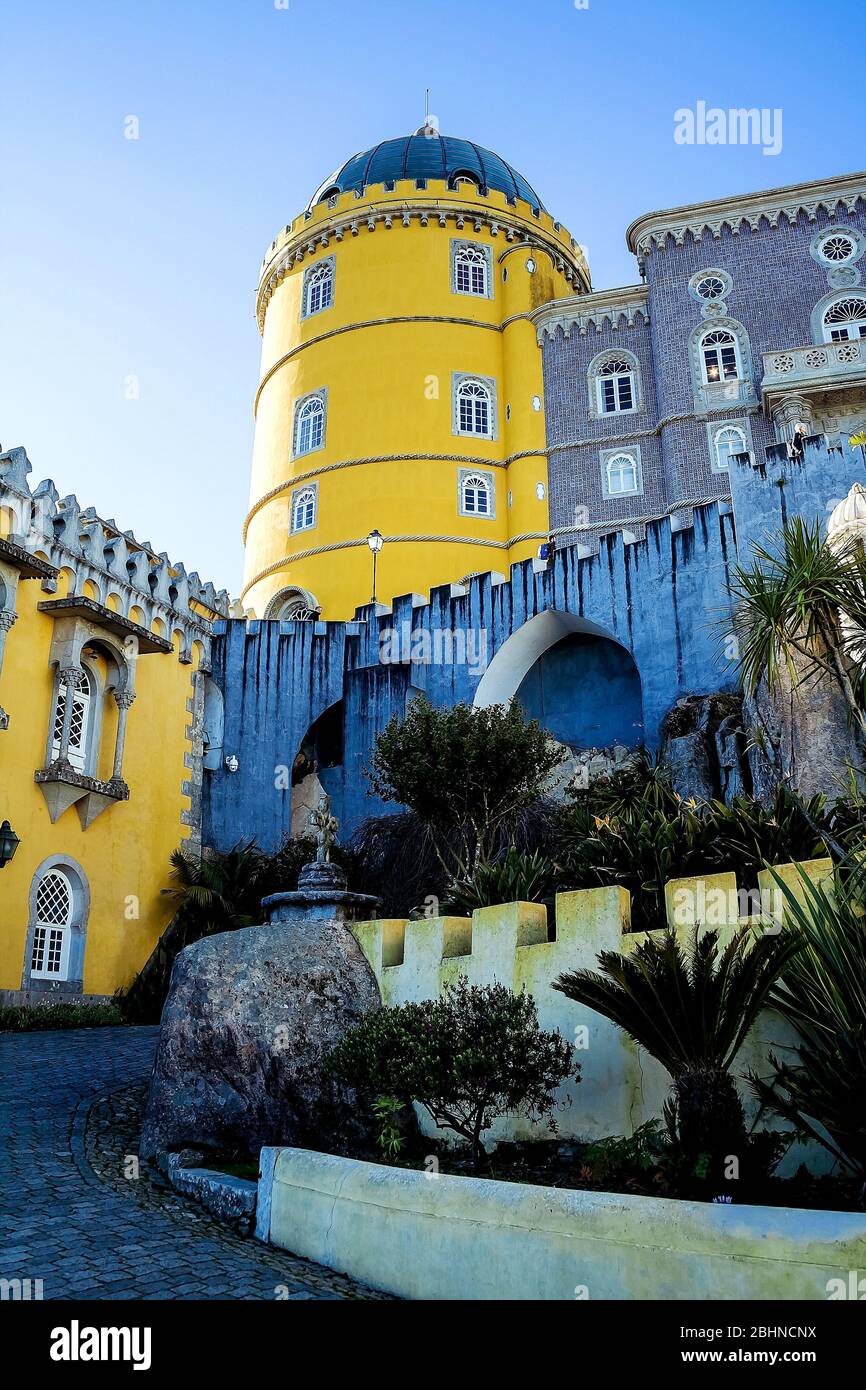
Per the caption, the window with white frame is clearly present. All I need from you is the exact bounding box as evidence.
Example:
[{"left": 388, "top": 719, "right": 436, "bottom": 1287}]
[
  {"left": 30, "top": 868, "right": 74, "bottom": 981},
  {"left": 700, "top": 329, "right": 740, "bottom": 383},
  {"left": 302, "top": 257, "right": 335, "bottom": 319},
  {"left": 51, "top": 668, "right": 92, "bottom": 773},
  {"left": 816, "top": 233, "right": 858, "bottom": 265},
  {"left": 293, "top": 393, "right": 326, "bottom": 457},
  {"left": 822, "top": 297, "right": 866, "bottom": 342},
  {"left": 291, "top": 485, "right": 317, "bottom": 533},
  {"left": 452, "top": 241, "right": 492, "bottom": 298},
  {"left": 454, "top": 376, "right": 496, "bottom": 439},
  {"left": 712, "top": 424, "right": 747, "bottom": 471},
  {"left": 605, "top": 451, "right": 640, "bottom": 497},
  {"left": 459, "top": 471, "right": 494, "bottom": 517},
  {"left": 597, "top": 357, "right": 636, "bottom": 414}
]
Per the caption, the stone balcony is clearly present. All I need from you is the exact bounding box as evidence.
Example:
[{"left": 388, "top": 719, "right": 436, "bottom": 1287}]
[{"left": 761, "top": 339, "right": 866, "bottom": 416}]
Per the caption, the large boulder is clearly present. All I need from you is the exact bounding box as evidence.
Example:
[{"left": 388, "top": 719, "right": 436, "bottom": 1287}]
[
  {"left": 659, "top": 694, "right": 748, "bottom": 803},
  {"left": 140, "top": 916, "right": 380, "bottom": 1163}
]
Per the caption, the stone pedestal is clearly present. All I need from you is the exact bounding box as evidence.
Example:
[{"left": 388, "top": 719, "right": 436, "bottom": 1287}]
[{"left": 262, "top": 859, "right": 379, "bottom": 924}]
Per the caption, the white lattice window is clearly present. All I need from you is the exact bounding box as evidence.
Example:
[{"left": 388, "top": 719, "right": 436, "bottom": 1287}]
[
  {"left": 455, "top": 378, "right": 494, "bottom": 438},
  {"left": 51, "top": 668, "right": 92, "bottom": 773},
  {"left": 606, "top": 452, "right": 639, "bottom": 495},
  {"left": 302, "top": 258, "right": 334, "bottom": 319},
  {"left": 453, "top": 243, "right": 490, "bottom": 297},
  {"left": 700, "top": 329, "right": 740, "bottom": 383},
  {"left": 694, "top": 274, "right": 727, "bottom": 301},
  {"left": 817, "top": 233, "right": 857, "bottom": 264},
  {"left": 822, "top": 297, "right": 866, "bottom": 343},
  {"left": 30, "top": 870, "right": 73, "bottom": 981},
  {"left": 291, "top": 486, "right": 317, "bottom": 532},
  {"left": 460, "top": 471, "right": 494, "bottom": 517},
  {"left": 713, "top": 424, "right": 747, "bottom": 471},
  {"left": 597, "top": 358, "right": 635, "bottom": 414},
  {"left": 293, "top": 394, "right": 326, "bottom": 457}
]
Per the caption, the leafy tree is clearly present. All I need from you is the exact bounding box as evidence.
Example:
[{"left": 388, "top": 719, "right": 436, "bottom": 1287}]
[
  {"left": 327, "top": 978, "right": 578, "bottom": 1171},
  {"left": 751, "top": 856, "right": 866, "bottom": 1178},
  {"left": 365, "top": 695, "right": 563, "bottom": 879},
  {"left": 726, "top": 517, "right": 866, "bottom": 746},
  {"left": 553, "top": 926, "right": 799, "bottom": 1188}
]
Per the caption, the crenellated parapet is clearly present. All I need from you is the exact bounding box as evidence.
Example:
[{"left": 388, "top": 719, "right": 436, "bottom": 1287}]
[{"left": 0, "top": 445, "right": 230, "bottom": 664}]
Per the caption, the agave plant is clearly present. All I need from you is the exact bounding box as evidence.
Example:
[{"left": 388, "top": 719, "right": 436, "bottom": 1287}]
[
  {"left": 553, "top": 925, "right": 800, "bottom": 1183},
  {"left": 444, "top": 846, "right": 559, "bottom": 914},
  {"left": 751, "top": 856, "right": 866, "bottom": 1178}
]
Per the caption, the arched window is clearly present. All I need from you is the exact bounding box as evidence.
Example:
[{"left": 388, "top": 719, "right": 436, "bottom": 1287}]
[
  {"left": 453, "top": 242, "right": 490, "bottom": 297},
  {"left": 606, "top": 452, "right": 639, "bottom": 496},
  {"left": 291, "top": 486, "right": 317, "bottom": 533},
  {"left": 293, "top": 393, "right": 326, "bottom": 457},
  {"left": 30, "top": 868, "right": 74, "bottom": 981},
  {"left": 51, "top": 668, "right": 92, "bottom": 773},
  {"left": 302, "top": 257, "right": 335, "bottom": 319},
  {"left": 460, "top": 472, "right": 494, "bottom": 517},
  {"left": 700, "top": 329, "right": 740, "bottom": 383},
  {"left": 713, "top": 424, "right": 747, "bottom": 471},
  {"left": 597, "top": 357, "right": 636, "bottom": 414},
  {"left": 264, "top": 586, "right": 320, "bottom": 620},
  {"left": 455, "top": 378, "right": 494, "bottom": 438},
  {"left": 822, "top": 297, "right": 866, "bottom": 342}
]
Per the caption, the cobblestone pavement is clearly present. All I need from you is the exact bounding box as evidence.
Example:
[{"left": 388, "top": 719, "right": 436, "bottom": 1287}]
[{"left": 0, "top": 1026, "right": 390, "bottom": 1300}]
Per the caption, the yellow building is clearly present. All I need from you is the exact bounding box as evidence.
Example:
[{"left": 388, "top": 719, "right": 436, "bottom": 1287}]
[
  {"left": 242, "top": 126, "right": 589, "bottom": 620},
  {"left": 0, "top": 447, "right": 228, "bottom": 1004}
]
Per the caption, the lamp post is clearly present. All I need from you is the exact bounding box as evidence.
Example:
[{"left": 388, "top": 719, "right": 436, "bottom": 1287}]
[
  {"left": 366, "top": 529, "right": 384, "bottom": 606},
  {"left": 0, "top": 820, "right": 20, "bottom": 869}
]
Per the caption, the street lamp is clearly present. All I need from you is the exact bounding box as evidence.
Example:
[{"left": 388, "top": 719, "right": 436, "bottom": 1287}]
[
  {"left": 366, "top": 529, "right": 384, "bottom": 605},
  {"left": 0, "top": 820, "right": 20, "bottom": 869}
]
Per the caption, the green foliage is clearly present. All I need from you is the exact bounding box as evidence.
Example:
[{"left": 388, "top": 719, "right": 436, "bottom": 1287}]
[
  {"left": 553, "top": 925, "right": 799, "bottom": 1188},
  {"left": 444, "top": 847, "right": 559, "bottom": 914},
  {"left": 583, "top": 1120, "right": 670, "bottom": 1185},
  {"left": 0, "top": 1002, "right": 123, "bottom": 1032},
  {"left": 554, "top": 756, "right": 861, "bottom": 929},
  {"left": 365, "top": 695, "right": 564, "bottom": 878},
  {"left": 750, "top": 855, "right": 866, "bottom": 1177},
  {"left": 726, "top": 517, "right": 866, "bottom": 742},
  {"left": 327, "top": 979, "right": 578, "bottom": 1170},
  {"left": 371, "top": 1095, "right": 407, "bottom": 1161}
]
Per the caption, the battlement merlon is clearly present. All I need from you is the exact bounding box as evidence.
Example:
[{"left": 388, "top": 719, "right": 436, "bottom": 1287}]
[{"left": 0, "top": 447, "right": 231, "bottom": 656}]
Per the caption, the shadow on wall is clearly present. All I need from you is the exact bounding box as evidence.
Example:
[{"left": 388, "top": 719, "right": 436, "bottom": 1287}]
[{"left": 515, "top": 632, "right": 644, "bottom": 751}]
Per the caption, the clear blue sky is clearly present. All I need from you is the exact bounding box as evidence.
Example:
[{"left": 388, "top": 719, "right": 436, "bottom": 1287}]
[{"left": 1, "top": 0, "right": 863, "bottom": 594}]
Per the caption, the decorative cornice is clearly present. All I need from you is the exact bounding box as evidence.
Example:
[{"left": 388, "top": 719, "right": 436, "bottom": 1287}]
[
  {"left": 242, "top": 450, "right": 548, "bottom": 540},
  {"left": 240, "top": 531, "right": 547, "bottom": 604},
  {"left": 626, "top": 170, "right": 866, "bottom": 272},
  {"left": 530, "top": 285, "right": 649, "bottom": 341},
  {"left": 256, "top": 198, "right": 591, "bottom": 332}
]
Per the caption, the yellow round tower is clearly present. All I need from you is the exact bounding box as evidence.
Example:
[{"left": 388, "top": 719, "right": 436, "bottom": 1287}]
[{"left": 241, "top": 127, "right": 590, "bottom": 620}]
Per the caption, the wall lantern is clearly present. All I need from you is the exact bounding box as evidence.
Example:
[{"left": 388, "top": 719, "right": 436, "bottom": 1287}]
[
  {"left": 366, "top": 529, "right": 384, "bottom": 605},
  {"left": 0, "top": 820, "right": 20, "bottom": 868}
]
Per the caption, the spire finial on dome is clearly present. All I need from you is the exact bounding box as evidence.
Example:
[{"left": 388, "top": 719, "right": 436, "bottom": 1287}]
[{"left": 415, "top": 89, "right": 440, "bottom": 139}]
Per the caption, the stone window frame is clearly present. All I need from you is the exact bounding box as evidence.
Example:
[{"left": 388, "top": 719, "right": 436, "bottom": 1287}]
[
  {"left": 688, "top": 317, "right": 756, "bottom": 416},
  {"left": 452, "top": 372, "right": 498, "bottom": 441},
  {"left": 600, "top": 444, "right": 643, "bottom": 500},
  {"left": 292, "top": 388, "right": 328, "bottom": 460},
  {"left": 45, "top": 654, "right": 104, "bottom": 779},
  {"left": 810, "top": 290, "right": 866, "bottom": 345},
  {"left": 587, "top": 348, "right": 644, "bottom": 421},
  {"left": 301, "top": 255, "right": 336, "bottom": 321},
  {"left": 21, "top": 855, "right": 91, "bottom": 996},
  {"left": 264, "top": 585, "right": 320, "bottom": 620},
  {"left": 810, "top": 226, "right": 865, "bottom": 269},
  {"left": 450, "top": 239, "right": 494, "bottom": 300},
  {"left": 705, "top": 417, "right": 753, "bottom": 474},
  {"left": 458, "top": 468, "right": 496, "bottom": 520},
  {"left": 290, "top": 482, "right": 319, "bottom": 534},
  {"left": 688, "top": 268, "right": 733, "bottom": 307}
]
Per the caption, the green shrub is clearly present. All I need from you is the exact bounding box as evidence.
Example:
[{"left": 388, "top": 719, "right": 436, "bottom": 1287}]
[
  {"left": 327, "top": 978, "right": 578, "bottom": 1170},
  {"left": 444, "top": 846, "right": 559, "bottom": 914},
  {"left": 0, "top": 1002, "right": 123, "bottom": 1032}
]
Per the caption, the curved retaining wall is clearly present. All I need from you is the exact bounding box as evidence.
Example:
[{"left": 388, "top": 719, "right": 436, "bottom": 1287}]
[{"left": 257, "top": 1147, "right": 866, "bottom": 1302}]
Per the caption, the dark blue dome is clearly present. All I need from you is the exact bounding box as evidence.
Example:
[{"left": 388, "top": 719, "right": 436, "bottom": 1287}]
[{"left": 308, "top": 132, "right": 546, "bottom": 211}]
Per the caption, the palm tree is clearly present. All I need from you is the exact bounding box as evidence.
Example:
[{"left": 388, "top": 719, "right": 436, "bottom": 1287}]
[
  {"left": 727, "top": 517, "right": 866, "bottom": 746},
  {"left": 121, "top": 841, "right": 266, "bottom": 1022},
  {"left": 553, "top": 926, "right": 800, "bottom": 1180},
  {"left": 751, "top": 856, "right": 866, "bottom": 1180}
]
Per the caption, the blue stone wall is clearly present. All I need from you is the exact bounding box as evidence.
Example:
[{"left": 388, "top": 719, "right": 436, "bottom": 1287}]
[
  {"left": 515, "top": 633, "right": 644, "bottom": 750},
  {"left": 729, "top": 432, "right": 866, "bottom": 556}
]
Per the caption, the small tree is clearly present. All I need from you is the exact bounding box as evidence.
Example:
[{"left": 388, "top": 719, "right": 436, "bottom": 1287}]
[
  {"left": 327, "top": 979, "right": 578, "bottom": 1171},
  {"left": 366, "top": 695, "right": 563, "bottom": 878}
]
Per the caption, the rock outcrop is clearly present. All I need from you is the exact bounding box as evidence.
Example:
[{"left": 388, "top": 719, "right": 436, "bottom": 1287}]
[{"left": 140, "top": 915, "right": 380, "bottom": 1163}]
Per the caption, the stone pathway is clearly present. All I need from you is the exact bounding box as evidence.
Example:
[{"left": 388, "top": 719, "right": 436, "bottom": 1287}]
[{"left": 0, "top": 1026, "right": 389, "bottom": 1300}]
